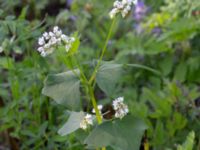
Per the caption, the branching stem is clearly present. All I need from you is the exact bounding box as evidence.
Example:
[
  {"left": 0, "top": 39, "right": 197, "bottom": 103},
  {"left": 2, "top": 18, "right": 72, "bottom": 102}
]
[{"left": 89, "top": 18, "right": 116, "bottom": 84}]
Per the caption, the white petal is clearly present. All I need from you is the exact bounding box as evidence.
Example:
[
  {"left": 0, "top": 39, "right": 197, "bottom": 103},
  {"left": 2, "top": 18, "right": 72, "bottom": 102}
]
[
  {"left": 49, "top": 31, "right": 55, "bottom": 37},
  {"left": 41, "top": 51, "right": 47, "bottom": 57},
  {"left": 37, "top": 47, "right": 44, "bottom": 52},
  {"left": 53, "top": 26, "right": 59, "bottom": 33},
  {"left": 38, "top": 37, "right": 45, "bottom": 45}
]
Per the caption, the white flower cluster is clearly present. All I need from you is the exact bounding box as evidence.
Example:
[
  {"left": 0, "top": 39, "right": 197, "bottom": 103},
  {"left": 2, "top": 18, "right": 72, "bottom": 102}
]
[
  {"left": 37, "top": 26, "right": 75, "bottom": 57},
  {"left": 112, "top": 97, "right": 129, "bottom": 119},
  {"left": 79, "top": 98, "right": 128, "bottom": 130},
  {"left": 109, "top": 0, "right": 137, "bottom": 19},
  {"left": 80, "top": 114, "right": 93, "bottom": 130}
]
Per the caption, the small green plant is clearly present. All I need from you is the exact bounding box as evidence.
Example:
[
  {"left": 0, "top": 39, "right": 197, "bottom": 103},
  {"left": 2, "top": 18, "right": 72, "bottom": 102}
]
[{"left": 39, "top": 0, "right": 150, "bottom": 149}]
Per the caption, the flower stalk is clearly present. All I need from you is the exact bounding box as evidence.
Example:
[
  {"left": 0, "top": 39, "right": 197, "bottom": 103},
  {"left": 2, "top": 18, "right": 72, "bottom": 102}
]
[
  {"left": 88, "top": 85, "right": 102, "bottom": 124},
  {"left": 82, "top": 18, "right": 117, "bottom": 150},
  {"left": 89, "top": 18, "right": 116, "bottom": 84}
]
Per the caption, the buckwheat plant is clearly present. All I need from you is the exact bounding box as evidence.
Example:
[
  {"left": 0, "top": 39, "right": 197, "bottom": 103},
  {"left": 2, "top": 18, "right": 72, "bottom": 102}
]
[{"left": 39, "top": 0, "right": 147, "bottom": 149}]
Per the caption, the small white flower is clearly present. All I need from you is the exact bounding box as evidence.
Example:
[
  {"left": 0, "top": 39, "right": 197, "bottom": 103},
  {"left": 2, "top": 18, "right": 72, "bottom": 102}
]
[
  {"left": 80, "top": 114, "right": 93, "bottom": 130},
  {"left": 56, "top": 38, "right": 61, "bottom": 44},
  {"left": 126, "top": 5, "right": 131, "bottom": 11},
  {"left": 65, "top": 45, "right": 71, "bottom": 52},
  {"left": 109, "top": 8, "right": 119, "bottom": 19},
  {"left": 50, "top": 36, "right": 57, "bottom": 45},
  {"left": 49, "top": 31, "right": 55, "bottom": 37},
  {"left": 61, "top": 34, "right": 67, "bottom": 40},
  {"left": 112, "top": 97, "right": 129, "bottom": 119},
  {"left": 114, "top": 1, "right": 123, "bottom": 8},
  {"left": 44, "top": 43, "right": 50, "bottom": 49},
  {"left": 43, "top": 32, "right": 50, "bottom": 40},
  {"left": 122, "top": 0, "right": 127, "bottom": 5},
  {"left": 38, "top": 37, "right": 45, "bottom": 45},
  {"left": 62, "top": 37, "right": 69, "bottom": 43},
  {"left": 122, "top": 9, "right": 128, "bottom": 17},
  {"left": 41, "top": 51, "right": 47, "bottom": 57},
  {"left": 53, "top": 26, "right": 62, "bottom": 37},
  {"left": 37, "top": 47, "right": 44, "bottom": 52},
  {"left": 56, "top": 30, "right": 62, "bottom": 37},
  {"left": 53, "top": 26, "right": 59, "bottom": 32},
  {"left": 69, "top": 37, "right": 75, "bottom": 42}
]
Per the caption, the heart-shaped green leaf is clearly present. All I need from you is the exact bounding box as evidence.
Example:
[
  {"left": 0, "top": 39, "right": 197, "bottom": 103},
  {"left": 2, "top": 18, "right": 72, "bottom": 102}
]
[
  {"left": 58, "top": 111, "right": 85, "bottom": 136},
  {"left": 96, "top": 62, "right": 123, "bottom": 96},
  {"left": 96, "top": 61, "right": 160, "bottom": 96},
  {"left": 85, "top": 115, "right": 147, "bottom": 150},
  {"left": 42, "top": 70, "right": 80, "bottom": 110}
]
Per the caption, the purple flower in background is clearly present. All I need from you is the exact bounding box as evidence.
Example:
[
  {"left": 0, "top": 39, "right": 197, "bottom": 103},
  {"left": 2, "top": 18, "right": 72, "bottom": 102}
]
[
  {"left": 66, "top": 0, "right": 73, "bottom": 8},
  {"left": 133, "top": 0, "right": 162, "bottom": 36},
  {"left": 133, "top": 0, "right": 149, "bottom": 22},
  {"left": 69, "top": 15, "right": 77, "bottom": 22},
  {"left": 152, "top": 27, "right": 162, "bottom": 37},
  {"left": 66, "top": 0, "right": 77, "bottom": 22},
  {"left": 133, "top": 0, "right": 149, "bottom": 34}
]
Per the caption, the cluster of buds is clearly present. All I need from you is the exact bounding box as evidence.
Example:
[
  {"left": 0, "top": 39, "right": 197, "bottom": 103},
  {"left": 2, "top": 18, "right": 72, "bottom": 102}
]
[
  {"left": 109, "top": 0, "right": 137, "bottom": 19},
  {"left": 112, "top": 97, "right": 129, "bottom": 119},
  {"left": 37, "top": 26, "right": 75, "bottom": 57}
]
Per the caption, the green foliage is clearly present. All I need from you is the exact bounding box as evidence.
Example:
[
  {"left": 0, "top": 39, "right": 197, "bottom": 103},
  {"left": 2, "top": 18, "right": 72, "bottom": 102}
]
[
  {"left": 58, "top": 111, "right": 85, "bottom": 136},
  {"left": 1, "top": 0, "right": 200, "bottom": 149},
  {"left": 116, "top": 32, "right": 170, "bottom": 56},
  {"left": 96, "top": 62, "right": 123, "bottom": 96},
  {"left": 42, "top": 70, "right": 81, "bottom": 110},
  {"left": 177, "top": 131, "right": 195, "bottom": 150},
  {"left": 85, "top": 116, "right": 147, "bottom": 150}
]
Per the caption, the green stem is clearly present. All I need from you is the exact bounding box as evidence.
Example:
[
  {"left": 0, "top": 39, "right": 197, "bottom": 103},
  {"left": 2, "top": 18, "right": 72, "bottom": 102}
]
[
  {"left": 88, "top": 85, "right": 102, "bottom": 124},
  {"left": 72, "top": 56, "right": 88, "bottom": 83},
  {"left": 72, "top": 57, "right": 93, "bottom": 112},
  {"left": 68, "top": 57, "right": 80, "bottom": 77},
  {"left": 4, "top": 49, "right": 12, "bottom": 69},
  {"left": 87, "top": 18, "right": 116, "bottom": 150},
  {"left": 60, "top": 18, "right": 116, "bottom": 150},
  {"left": 88, "top": 84, "right": 106, "bottom": 150},
  {"left": 89, "top": 18, "right": 116, "bottom": 84},
  {"left": 63, "top": 54, "right": 105, "bottom": 150}
]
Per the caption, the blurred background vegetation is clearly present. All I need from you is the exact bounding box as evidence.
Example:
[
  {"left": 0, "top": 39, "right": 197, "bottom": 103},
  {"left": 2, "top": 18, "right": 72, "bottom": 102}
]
[{"left": 0, "top": 0, "right": 200, "bottom": 149}]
